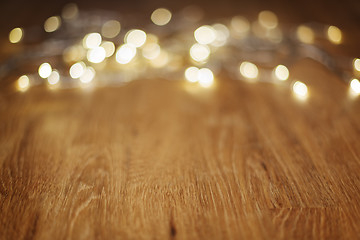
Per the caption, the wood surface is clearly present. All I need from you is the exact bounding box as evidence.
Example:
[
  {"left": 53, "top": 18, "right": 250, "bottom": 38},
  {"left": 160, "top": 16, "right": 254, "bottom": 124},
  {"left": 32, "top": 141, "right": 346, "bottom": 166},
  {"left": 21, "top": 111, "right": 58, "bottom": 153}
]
[{"left": 0, "top": 58, "right": 360, "bottom": 239}]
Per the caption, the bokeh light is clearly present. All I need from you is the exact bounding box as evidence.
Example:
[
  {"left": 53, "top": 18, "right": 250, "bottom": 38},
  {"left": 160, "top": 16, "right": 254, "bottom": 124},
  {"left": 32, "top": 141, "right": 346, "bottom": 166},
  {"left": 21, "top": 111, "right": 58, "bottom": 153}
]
[
  {"left": 190, "top": 43, "right": 210, "bottom": 62},
  {"left": 83, "top": 33, "right": 102, "bottom": 49},
  {"left": 151, "top": 8, "right": 172, "bottom": 26},
  {"left": 38, "top": 63, "right": 52, "bottom": 78},
  {"left": 327, "top": 26, "right": 342, "bottom": 44},
  {"left": 292, "top": 81, "right": 308, "bottom": 97},
  {"left": 116, "top": 44, "right": 137, "bottom": 64},
  {"left": 240, "top": 62, "right": 259, "bottom": 79},
  {"left": 297, "top": 25, "right": 315, "bottom": 44},
  {"left": 198, "top": 68, "right": 214, "bottom": 88},
  {"left": 230, "top": 16, "right": 250, "bottom": 38},
  {"left": 101, "top": 41, "right": 115, "bottom": 57},
  {"left": 350, "top": 79, "right": 360, "bottom": 94},
  {"left": 44, "top": 16, "right": 61, "bottom": 32},
  {"left": 101, "top": 20, "right": 121, "bottom": 38},
  {"left": 258, "top": 10, "right": 278, "bottom": 29},
  {"left": 194, "top": 25, "right": 216, "bottom": 45},
  {"left": 62, "top": 3, "right": 78, "bottom": 20},
  {"left": 17, "top": 75, "right": 30, "bottom": 90},
  {"left": 142, "top": 43, "right": 161, "bottom": 60},
  {"left": 70, "top": 62, "right": 86, "bottom": 78},
  {"left": 87, "top": 46, "right": 106, "bottom": 63},
  {"left": 125, "top": 29, "right": 147, "bottom": 48},
  {"left": 47, "top": 70, "right": 60, "bottom": 85},
  {"left": 354, "top": 58, "right": 360, "bottom": 72},
  {"left": 274, "top": 65, "right": 289, "bottom": 81},
  {"left": 80, "top": 67, "right": 96, "bottom": 83},
  {"left": 9, "top": 28, "right": 23, "bottom": 43},
  {"left": 185, "top": 66, "right": 199, "bottom": 83}
]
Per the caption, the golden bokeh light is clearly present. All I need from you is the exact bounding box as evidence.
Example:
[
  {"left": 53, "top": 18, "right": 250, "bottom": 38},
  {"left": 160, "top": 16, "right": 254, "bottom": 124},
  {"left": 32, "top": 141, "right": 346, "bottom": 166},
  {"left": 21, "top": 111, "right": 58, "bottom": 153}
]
[
  {"left": 87, "top": 46, "right": 106, "bottom": 63},
  {"left": 17, "top": 75, "right": 30, "bottom": 90},
  {"left": 38, "top": 63, "right": 52, "bottom": 78},
  {"left": 80, "top": 67, "right": 96, "bottom": 83},
  {"left": 292, "top": 81, "right": 308, "bottom": 97},
  {"left": 194, "top": 25, "right": 216, "bottom": 45},
  {"left": 211, "top": 23, "right": 230, "bottom": 47},
  {"left": 116, "top": 44, "right": 137, "bottom": 64},
  {"left": 350, "top": 79, "right": 360, "bottom": 94},
  {"left": 47, "top": 70, "right": 60, "bottom": 85},
  {"left": 44, "top": 16, "right": 61, "bottom": 33},
  {"left": 258, "top": 10, "right": 278, "bottom": 29},
  {"left": 230, "top": 16, "right": 250, "bottom": 38},
  {"left": 125, "top": 29, "right": 147, "bottom": 48},
  {"left": 70, "top": 61, "right": 86, "bottom": 78},
  {"left": 83, "top": 33, "right": 102, "bottom": 49},
  {"left": 142, "top": 43, "right": 161, "bottom": 60},
  {"left": 297, "top": 25, "right": 315, "bottom": 44},
  {"left": 151, "top": 8, "right": 172, "bottom": 26},
  {"left": 190, "top": 43, "right": 210, "bottom": 62},
  {"left": 327, "top": 26, "right": 342, "bottom": 44},
  {"left": 240, "top": 62, "right": 259, "bottom": 79},
  {"left": 101, "top": 20, "right": 121, "bottom": 38},
  {"left": 274, "top": 65, "right": 289, "bottom": 81},
  {"left": 353, "top": 58, "right": 360, "bottom": 72},
  {"left": 101, "top": 41, "right": 115, "bottom": 57},
  {"left": 150, "top": 51, "right": 169, "bottom": 68},
  {"left": 9, "top": 28, "right": 23, "bottom": 43},
  {"left": 62, "top": 3, "right": 79, "bottom": 20},
  {"left": 185, "top": 66, "right": 199, "bottom": 82},
  {"left": 198, "top": 68, "right": 214, "bottom": 88},
  {"left": 63, "top": 45, "right": 85, "bottom": 63}
]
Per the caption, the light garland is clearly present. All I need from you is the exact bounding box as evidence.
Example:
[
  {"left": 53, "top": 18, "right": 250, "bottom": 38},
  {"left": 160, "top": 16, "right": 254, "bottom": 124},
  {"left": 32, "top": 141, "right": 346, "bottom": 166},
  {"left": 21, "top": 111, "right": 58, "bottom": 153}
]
[{"left": 2, "top": 3, "right": 360, "bottom": 98}]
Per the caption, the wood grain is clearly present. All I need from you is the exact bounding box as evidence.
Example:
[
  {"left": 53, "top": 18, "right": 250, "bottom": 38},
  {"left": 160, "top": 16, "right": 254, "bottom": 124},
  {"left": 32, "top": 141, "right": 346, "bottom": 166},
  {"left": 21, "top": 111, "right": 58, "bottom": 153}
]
[{"left": 0, "top": 58, "right": 360, "bottom": 239}]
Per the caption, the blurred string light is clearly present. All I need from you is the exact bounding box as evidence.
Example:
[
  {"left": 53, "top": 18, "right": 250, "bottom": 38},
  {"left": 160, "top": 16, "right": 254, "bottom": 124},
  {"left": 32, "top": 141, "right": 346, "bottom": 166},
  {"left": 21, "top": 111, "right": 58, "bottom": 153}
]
[{"left": 3, "top": 4, "right": 359, "bottom": 99}]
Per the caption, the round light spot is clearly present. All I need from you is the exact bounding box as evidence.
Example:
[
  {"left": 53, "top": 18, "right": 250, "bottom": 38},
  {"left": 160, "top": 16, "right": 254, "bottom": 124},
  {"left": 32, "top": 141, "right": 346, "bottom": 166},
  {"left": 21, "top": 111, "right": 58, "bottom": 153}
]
[
  {"left": 125, "top": 29, "right": 147, "bottom": 48},
  {"left": 80, "top": 67, "right": 96, "bottom": 83},
  {"left": 194, "top": 25, "right": 216, "bottom": 45},
  {"left": 151, "top": 8, "right": 172, "bottom": 26},
  {"left": 350, "top": 79, "right": 360, "bottom": 94},
  {"left": 293, "top": 81, "right": 308, "bottom": 97},
  {"left": 258, "top": 10, "right": 278, "bottom": 29},
  {"left": 44, "top": 16, "right": 61, "bottom": 32},
  {"left": 297, "top": 25, "right": 315, "bottom": 44},
  {"left": 70, "top": 62, "right": 86, "bottom": 78},
  {"left": 9, "top": 28, "right": 23, "bottom": 43},
  {"left": 274, "top": 65, "right": 289, "bottom": 81},
  {"left": 190, "top": 43, "right": 210, "bottom": 62},
  {"left": 142, "top": 43, "right": 161, "bottom": 60},
  {"left": 83, "top": 33, "right": 102, "bottom": 49},
  {"left": 101, "top": 41, "right": 115, "bottom": 57},
  {"left": 327, "top": 26, "right": 342, "bottom": 44},
  {"left": 116, "top": 44, "right": 137, "bottom": 64},
  {"left": 240, "top": 62, "right": 258, "bottom": 79},
  {"left": 17, "top": 75, "right": 30, "bottom": 90},
  {"left": 185, "top": 66, "right": 199, "bottom": 82},
  {"left": 47, "top": 70, "right": 60, "bottom": 85},
  {"left": 87, "top": 46, "right": 106, "bottom": 63},
  {"left": 101, "top": 20, "right": 121, "bottom": 38},
  {"left": 38, "top": 63, "right": 52, "bottom": 78},
  {"left": 198, "top": 68, "right": 214, "bottom": 88},
  {"left": 353, "top": 58, "right": 360, "bottom": 72},
  {"left": 62, "top": 3, "right": 78, "bottom": 20}
]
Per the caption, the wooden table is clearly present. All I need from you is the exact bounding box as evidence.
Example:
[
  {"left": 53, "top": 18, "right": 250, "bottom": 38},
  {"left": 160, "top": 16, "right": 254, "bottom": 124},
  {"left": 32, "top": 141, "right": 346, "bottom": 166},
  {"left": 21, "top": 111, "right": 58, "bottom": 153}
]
[{"left": 0, "top": 1, "right": 360, "bottom": 239}]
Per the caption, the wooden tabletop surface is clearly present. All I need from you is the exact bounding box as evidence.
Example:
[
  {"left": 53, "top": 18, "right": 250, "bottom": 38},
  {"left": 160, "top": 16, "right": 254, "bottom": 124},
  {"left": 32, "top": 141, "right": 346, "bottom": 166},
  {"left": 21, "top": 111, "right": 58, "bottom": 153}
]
[{"left": 1, "top": 0, "right": 360, "bottom": 239}]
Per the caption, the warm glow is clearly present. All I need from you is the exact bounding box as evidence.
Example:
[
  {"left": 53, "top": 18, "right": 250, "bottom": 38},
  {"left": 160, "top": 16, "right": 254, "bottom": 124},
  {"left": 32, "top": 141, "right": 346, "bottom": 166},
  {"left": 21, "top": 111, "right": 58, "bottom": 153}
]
[
  {"left": 17, "top": 75, "right": 30, "bottom": 90},
  {"left": 70, "top": 62, "right": 86, "bottom": 78},
  {"left": 292, "top": 81, "right": 308, "bottom": 97},
  {"left": 116, "top": 44, "right": 137, "bottom": 64},
  {"left": 274, "top": 65, "right": 289, "bottom": 81},
  {"left": 240, "top": 62, "right": 259, "bottom": 79},
  {"left": 125, "top": 29, "right": 147, "bottom": 48},
  {"left": 62, "top": 3, "right": 78, "bottom": 20},
  {"left": 44, "top": 16, "right": 61, "bottom": 32},
  {"left": 230, "top": 16, "right": 250, "bottom": 38},
  {"left": 198, "top": 68, "right": 214, "bottom": 88},
  {"left": 327, "top": 26, "right": 342, "bottom": 44},
  {"left": 151, "top": 8, "right": 172, "bottom": 26},
  {"left": 101, "top": 20, "right": 121, "bottom": 38},
  {"left": 63, "top": 45, "right": 85, "bottom": 63},
  {"left": 47, "top": 70, "right": 60, "bottom": 85},
  {"left": 101, "top": 41, "right": 115, "bottom": 57},
  {"left": 87, "top": 46, "right": 106, "bottom": 63},
  {"left": 297, "top": 25, "right": 314, "bottom": 44},
  {"left": 38, "top": 63, "right": 52, "bottom": 78},
  {"left": 150, "top": 51, "right": 169, "bottom": 68},
  {"left": 350, "top": 79, "right": 360, "bottom": 94},
  {"left": 190, "top": 43, "right": 210, "bottom": 62},
  {"left": 9, "top": 28, "right": 23, "bottom": 43},
  {"left": 80, "top": 67, "right": 96, "bottom": 83},
  {"left": 258, "top": 10, "right": 278, "bottom": 29},
  {"left": 354, "top": 58, "right": 360, "bottom": 72},
  {"left": 212, "top": 23, "right": 230, "bottom": 47},
  {"left": 194, "top": 25, "right": 216, "bottom": 45},
  {"left": 142, "top": 43, "right": 161, "bottom": 60},
  {"left": 83, "top": 33, "right": 102, "bottom": 49},
  {"left": 185, "top": 66, "right": 199, "bottom": 82}
]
